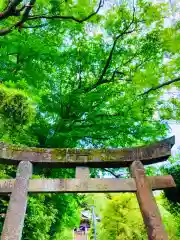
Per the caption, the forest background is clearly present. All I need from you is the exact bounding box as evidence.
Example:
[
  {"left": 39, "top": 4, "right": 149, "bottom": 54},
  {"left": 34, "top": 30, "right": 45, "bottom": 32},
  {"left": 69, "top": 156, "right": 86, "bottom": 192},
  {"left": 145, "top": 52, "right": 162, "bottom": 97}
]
[{"left": 0, "top": 0, "right": 180, "bottom": 239}]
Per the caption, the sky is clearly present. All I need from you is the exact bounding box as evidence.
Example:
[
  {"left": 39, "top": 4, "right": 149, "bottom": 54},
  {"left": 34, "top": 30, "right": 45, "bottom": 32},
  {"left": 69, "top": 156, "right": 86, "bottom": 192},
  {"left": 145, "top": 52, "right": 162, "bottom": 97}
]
[
  {"left": 169, "top": 121, "right": 180, "bottom": 154},
  {"left": 98, "top": 0, "right": 180, "bottom": 156},
  {"left": 98, "top": 0, "right": 180, "bottom": 179},
  {"left": 153, "top": 0, "right": 180, "bottom": 155}
]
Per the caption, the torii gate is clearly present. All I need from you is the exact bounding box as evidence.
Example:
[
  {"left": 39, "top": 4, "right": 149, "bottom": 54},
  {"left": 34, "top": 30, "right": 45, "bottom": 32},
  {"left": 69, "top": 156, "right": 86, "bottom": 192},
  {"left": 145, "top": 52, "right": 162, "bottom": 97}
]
[{"left": 0, "top": 136, "right": 176, "bottom": 240}]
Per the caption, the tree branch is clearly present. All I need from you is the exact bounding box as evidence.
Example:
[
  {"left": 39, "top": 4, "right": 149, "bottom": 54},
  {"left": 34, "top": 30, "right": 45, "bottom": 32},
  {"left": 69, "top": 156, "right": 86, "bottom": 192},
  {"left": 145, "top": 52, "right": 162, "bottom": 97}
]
[
  {"left": 97, "top": 5, "right": 136, "bottom": 84},
  {"left": 84, "top": 6, "right": 136, "bottom": 92},
  {"left": 0, "top": 0, "right": 23, "bottom": 20},
  {"left": 83, "top": 136, "right": 111, "bottom": 140},
  {"left": 77, "top": 48, "right": 83, "bottom": 89},
  {"left": 141, "top": 76, "right": 180, "bottom": 96},
  {"left": 16, "top": 0, "right": 36, "bottom": 27},
  {"left": 27, "top": 0, "right": 104, "bottom": 23},
  {"left": 98, "top": 36, "right": 121, "bottom": 83},
  {"left": 102, "top": 168, "right": 123, "bottom": 178},
  {"left": 0, "top": 0, "right": 36, "bottom": 36},
  {"left": 83, "top": 31, "right": 135, "bottom": 92},
  {"left": 0, "top": 26, "right": 14, "bottom": 36},
  {"left": 94, "top": 113, "right": 122, "bottom": 118},
  {"left": 0, "top": 0, "right": 104, "bottom": 36}
]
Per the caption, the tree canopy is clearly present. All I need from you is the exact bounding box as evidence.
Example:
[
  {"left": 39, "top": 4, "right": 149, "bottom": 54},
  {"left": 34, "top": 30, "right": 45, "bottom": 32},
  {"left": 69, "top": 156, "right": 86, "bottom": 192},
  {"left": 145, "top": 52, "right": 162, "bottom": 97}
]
[
  {"left": 0, "top": 0, "right": 180, "bottom": 239},
  {"left": 87, "top": 193, "right": 180, "bottom": 240},
  {"left": 0, "top": 0, "right": 180, "bottom": 147}
]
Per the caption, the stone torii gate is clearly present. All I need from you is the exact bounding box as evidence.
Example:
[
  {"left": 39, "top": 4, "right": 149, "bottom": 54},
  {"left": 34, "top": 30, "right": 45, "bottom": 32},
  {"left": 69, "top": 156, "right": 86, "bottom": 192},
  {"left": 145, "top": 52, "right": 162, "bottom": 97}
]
[{"left": 0, "top": 136, "right": 176, "bottom": 240}]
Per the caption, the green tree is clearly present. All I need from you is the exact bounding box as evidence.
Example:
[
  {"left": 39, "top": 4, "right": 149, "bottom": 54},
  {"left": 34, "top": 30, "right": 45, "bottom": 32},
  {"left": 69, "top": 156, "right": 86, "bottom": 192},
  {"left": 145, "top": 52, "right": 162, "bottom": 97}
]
[
  {"left": 0, "top": 0, "right": 180, "bottom": 238},
  {"left": 159, "top": 156, "right": 180, "bottom": 236},
  {"left": 160, "top": 156, "right": 180, "bottom": 204},
  {"left": 93, "top": 194, "right": 179, "bottom": 240},
  {"left": 1, "top": 1, "right": 180, "bottom": 148},
  {"left": 97, "top": 194, "right": 147, "bottom": 240},
  {"left": 0, "top": 0, "right": 104, "bottom": 36}
]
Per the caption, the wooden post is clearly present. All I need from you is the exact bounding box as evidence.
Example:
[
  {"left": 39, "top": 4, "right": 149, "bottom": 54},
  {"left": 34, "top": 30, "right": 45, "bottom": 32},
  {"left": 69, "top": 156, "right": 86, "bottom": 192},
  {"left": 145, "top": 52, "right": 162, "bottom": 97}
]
[
  {"left": 130, "top": 160, "right": 168, "bottom": 240},
  {"left": 1, "top": 161, "right": 32, "bottom": 240}
]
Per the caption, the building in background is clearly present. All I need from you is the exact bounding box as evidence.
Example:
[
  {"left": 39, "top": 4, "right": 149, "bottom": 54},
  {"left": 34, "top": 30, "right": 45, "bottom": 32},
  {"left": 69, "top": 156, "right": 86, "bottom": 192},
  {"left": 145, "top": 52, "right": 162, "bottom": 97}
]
[{"left": 73, "top": 210, "right": 100, "bottom": 240}]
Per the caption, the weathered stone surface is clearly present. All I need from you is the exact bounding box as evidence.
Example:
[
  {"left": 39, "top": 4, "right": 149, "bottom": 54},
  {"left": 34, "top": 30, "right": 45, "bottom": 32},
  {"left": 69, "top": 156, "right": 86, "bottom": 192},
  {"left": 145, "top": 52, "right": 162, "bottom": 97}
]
[
  {"left": 0, "top": 136, "right": 175, "bottom": 167},
  {"left": 76, "top": 166, "right": 90, "bottom": 179},
  {"left": 1, "top": 161, "right": 32, "bottom": 240},
  {"left": 31, "top": 178, "right": 136, "bottom": 192},
  {"left": 0, "top": 175, "right": 175, "bottom": 193},
  {"left": 130, "top": 161, "right": 168, "bottom": 240}
]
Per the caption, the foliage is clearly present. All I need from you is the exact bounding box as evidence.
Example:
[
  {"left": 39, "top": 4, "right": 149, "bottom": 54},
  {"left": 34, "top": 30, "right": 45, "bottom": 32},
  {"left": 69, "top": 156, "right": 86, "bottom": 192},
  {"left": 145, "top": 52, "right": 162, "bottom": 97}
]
[
  {"left": 1, "top": 1, "right": 180, "bottom": 148},
  {"left": 0, "top": 85, "right": 33, "bottom": 123},
  {"left": 0, "top": 0, "right": 180, "bottom": 238},
  {"left": 98, "top": 194, "right": 147, "bottom": 240},
  {"left": 142, "top": 154, "right": 180, "bottom": 237},
  {"left": 161, "top": 156, "right": 180, "bottom": 204},
  {"left": 55, "top": 228, "right": 73, "bottom": 240},
  {"left": 23, "top": 193, "right": 81, "bottom": 240},
  {"left": 158, "top": 196, "right": 180, "bottom": 238},
  {"left": 0, "top": 0, "right": 103, "bottom": 36},
  {"left": 88, "top": 193, "right": 180, "bottom": 240},
  {"left": 0, "top": 164, "right": 82, "bottom": 239}
]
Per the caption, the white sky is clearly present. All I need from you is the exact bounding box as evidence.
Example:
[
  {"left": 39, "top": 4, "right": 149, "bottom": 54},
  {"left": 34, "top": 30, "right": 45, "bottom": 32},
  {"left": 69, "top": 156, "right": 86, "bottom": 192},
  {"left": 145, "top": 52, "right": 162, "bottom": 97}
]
[
  {"left": 100, "top": 0, "right": 180, "bottom": 155},
  {"left": 169, "top": 122, "right": 180, "bottom": 154}
]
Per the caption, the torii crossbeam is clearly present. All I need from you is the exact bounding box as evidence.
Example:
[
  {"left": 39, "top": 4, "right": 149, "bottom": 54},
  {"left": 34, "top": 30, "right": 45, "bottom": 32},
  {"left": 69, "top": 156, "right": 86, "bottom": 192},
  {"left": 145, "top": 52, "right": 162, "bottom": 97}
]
[{"left": 0, "top": 136, "right": 176, "bottom": 240}]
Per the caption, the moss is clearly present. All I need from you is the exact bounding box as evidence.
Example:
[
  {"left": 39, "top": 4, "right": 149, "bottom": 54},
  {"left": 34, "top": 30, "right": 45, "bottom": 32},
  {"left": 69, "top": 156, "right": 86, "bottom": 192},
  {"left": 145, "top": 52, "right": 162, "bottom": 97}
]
[
  {"left": 5, "top": 144, "right": 130, "bottom": 163},
  {"left": 51, "top": 149, "right": 67, "bottom": 161},
  {"left": 33, "top": 148, "right": 48, "bottom": 153},
  {"left": 96, "top": 184, "right": 108, "bottom": 191},
  {"left": 7, "top": 145, "right": 24, "bottom": 152},
  {"left": 87, "top": 148, "right": 129, "bottom": 162},
  {"left": 7, "top": 145, "right": 48, "bottom": 153}
]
